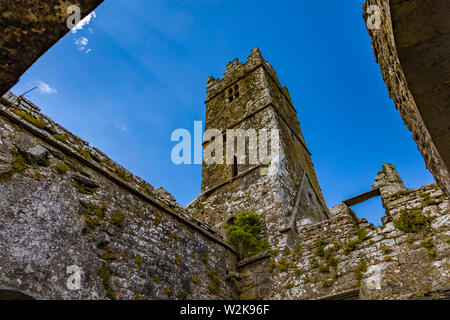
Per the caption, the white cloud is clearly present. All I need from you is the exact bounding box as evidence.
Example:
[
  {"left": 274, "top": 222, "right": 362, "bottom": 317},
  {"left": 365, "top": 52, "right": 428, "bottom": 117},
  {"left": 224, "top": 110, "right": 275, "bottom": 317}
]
[
  {"left": 113, "top": 121, "right": 127, "bottom": 132},
  {"left": 75, "top": 36, "right": 89, "bottom": 51},
  {"left": 71, "top": 11, "right": 96, "bottom": 34},
  {"left": 37, "top": 81, "right": 57, "bottom": 95}
]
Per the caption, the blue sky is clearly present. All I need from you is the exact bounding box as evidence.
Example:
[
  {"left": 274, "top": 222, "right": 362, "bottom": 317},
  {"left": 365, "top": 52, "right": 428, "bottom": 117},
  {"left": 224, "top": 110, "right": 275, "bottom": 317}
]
[{"left": 11, "top": 0, "right": 433, "bottom": 226}]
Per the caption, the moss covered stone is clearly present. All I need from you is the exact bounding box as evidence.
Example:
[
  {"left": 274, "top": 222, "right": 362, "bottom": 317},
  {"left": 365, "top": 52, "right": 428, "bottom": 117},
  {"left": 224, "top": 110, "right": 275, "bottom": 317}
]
[{"left": 110, "top": 211, "right": 125, "bottom": 227}]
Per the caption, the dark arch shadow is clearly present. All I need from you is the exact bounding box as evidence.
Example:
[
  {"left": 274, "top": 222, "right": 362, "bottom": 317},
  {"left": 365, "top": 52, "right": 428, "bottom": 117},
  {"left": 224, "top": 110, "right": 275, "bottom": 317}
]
[{"left": 0, "top": 290, "right": 34, "bottom": 300}]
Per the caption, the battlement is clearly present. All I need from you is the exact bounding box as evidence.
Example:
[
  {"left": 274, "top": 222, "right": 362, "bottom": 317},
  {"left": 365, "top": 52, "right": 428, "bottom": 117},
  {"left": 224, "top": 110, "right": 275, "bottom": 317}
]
[{"left": 206, "top": 47, "right": 293, "bottom": 108}]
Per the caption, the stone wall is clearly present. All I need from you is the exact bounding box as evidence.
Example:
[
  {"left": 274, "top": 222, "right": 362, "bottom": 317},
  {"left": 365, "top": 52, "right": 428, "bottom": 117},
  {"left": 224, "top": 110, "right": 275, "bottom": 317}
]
[
  {"left": 239, "top": 164, "right": 449, "bottom": 300},
  {"left": 0, "top": 93, "right": 238, "bottom": 300},
  {"left": 362, "top": 0, "right": 450, "bottom": 197}
]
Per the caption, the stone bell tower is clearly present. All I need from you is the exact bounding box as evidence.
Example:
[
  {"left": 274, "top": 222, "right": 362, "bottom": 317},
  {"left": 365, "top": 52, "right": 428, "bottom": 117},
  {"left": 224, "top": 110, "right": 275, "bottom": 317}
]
[{"left": 188, "top": 48, "right": 329, "bottom": 249}]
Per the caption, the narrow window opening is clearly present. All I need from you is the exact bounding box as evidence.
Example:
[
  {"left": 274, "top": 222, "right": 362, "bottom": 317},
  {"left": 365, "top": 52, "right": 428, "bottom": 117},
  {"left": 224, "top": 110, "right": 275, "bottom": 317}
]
[
  {"left": 234, "top": 84, "right": 240, "bottom": 99},
  {"left": 232, "top": 155, "right": 238, "bottom": 177}
]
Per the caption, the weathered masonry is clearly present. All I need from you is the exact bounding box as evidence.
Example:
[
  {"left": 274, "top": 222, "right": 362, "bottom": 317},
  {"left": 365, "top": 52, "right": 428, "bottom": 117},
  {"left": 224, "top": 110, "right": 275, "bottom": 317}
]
[
  {"left": 239, "top": 163, "right": 449, "bottom": 300},
  {"left": 0, "top": 0, "right": 449, "bottom": 300},
  {"left": 1, "top": 47, "right": 449, "bottom": 300},
  {"left": 0, "top": 92, "right": 237, "bottom": 300},
  {"left": 187, "top": 48, "right": 329, "bottom": 251},
  {"left": 363, "top": 0, "right": 450, "bottom": 197}
]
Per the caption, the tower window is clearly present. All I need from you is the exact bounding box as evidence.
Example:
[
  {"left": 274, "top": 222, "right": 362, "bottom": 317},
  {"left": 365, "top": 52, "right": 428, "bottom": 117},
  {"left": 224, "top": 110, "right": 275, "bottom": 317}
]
[
  {"left": 227, "top": 85, "right": 240, "bottom": 102},
  {"left": 232, "top": 155, "right": 238, "bottom": 177}
]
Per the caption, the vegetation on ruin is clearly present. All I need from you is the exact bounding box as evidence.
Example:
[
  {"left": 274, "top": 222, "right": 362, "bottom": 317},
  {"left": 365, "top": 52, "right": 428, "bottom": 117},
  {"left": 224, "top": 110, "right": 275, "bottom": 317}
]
[
  {"left": 164, "top": 289, "right": 172, "bottom": 297},
  {"left": 102, "top": 250, "right": 117, "bottom": 261},
  {"left": 153, "top": 215, "right": 162, "bottom": 226},
  {"left": 343, "top": 228, "right": 368, "bottom": 255},
  {"left": 381, "top": 247, "right": 393, "bottom": 254},
  {"left": 12, "top": 109, "right": 45, "bottom": 129},
  {"left": 83, "top": 204, "right": 107, "bottom": 229},
  {"left": 285, "top": 282, "right": 294, "bottom": 289},
  {"left": 394, "top": 208, "right": 430, "bottom": 233},
  {"left": 73, "top": 182, "right": 95, "bottom": 195},
  {"left": 388, "top": 189, "right": 411, "bottom": 201},
  {"left": 54, "top": 162, "right": 68, "bottom": 174},
  {"left": 277, "top": 258, "right": 290, "bottom": 272},
  {"left": 134, "top": 254, "right": 143, "bottom": 267},
  {"left": 176, "top": 254, "right": 182, "bottom": 266},
  {"left": 33, "top": 171, "right": 41, "bottom": 180},
  {"left": 206, "top": 270, "right": 221, "bottom": 294},
  {"left": 115, "top": 168, "right": 133, "bottom": 182},
  {"left": 268, "top": 257, "right": 276, "bottom": 272},
  {"left": 310, "top": 257, "right": 319, "bottom": 269},
  {"left": 98, "top": 264, "right": 114, "bottom": 300},
  {"left": 420, "top": 192, "right": 438, "bottom": 206},
  {"left": 343, "top": 239, "right": 359, "bottom": 255},
  {"left": 294, "top": 268, "right": 303, "bottom": 278},
  {"left": 110, "top": 210, "right": 125, "bottom": 227},
  {"left": 321, "top": 279, "right": 333, "bottom": 288},
  {"left": 318, "top": 263, "right": 329, "bottom": 274},
  {"left": 406, "top": 235, "right": 415, "bottom": 244},
  {"left": 53, "top": 133, "right": 68, "bottom": 143},
  {"left": 224, "top": 210, "right": 271, "bottom": 259},
  {"left": 352, "top": 259, "right": 368, "bottom": 281},
  {"left": 78, "top": 148, "right": 93, "bottom": 160},
  {"left": 89, "top": 204, "right": 107, "bottom": 219},
  {"left": 201, "top": 252, "right": 209, "bottom": 264},
  {"left": 325, "top": 251, "right": 338, "bottom": 268},
  {"left": 421, "top": 238, "right": 436, "bottom": 260},
  {"left": 0, "top": 151, "right": 29, "bottom": 182},
  {"left": 292, "top": 243, "right": 302, "bottom": 256},
  {"left": 315, "top": 239, "right": 325, "bottom": 257}
]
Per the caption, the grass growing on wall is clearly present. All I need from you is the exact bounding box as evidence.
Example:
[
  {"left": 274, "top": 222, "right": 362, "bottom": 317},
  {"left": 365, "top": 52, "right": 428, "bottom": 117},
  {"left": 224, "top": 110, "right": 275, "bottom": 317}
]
[{"left": 225, "top": 210, "right": 271, "bottom": 259}]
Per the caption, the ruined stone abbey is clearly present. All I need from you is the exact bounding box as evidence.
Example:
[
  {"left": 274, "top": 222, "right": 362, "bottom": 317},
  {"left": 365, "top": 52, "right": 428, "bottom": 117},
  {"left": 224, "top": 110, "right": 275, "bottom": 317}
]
[{"left": 0, "top": 0, "right": 449, "bottom": 300}]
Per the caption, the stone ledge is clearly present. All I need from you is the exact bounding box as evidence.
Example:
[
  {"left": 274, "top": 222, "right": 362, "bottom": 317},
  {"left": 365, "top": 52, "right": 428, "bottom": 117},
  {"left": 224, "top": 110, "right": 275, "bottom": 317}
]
[{"left": 237, "top": 251, "right": 271, "bottom": 268}]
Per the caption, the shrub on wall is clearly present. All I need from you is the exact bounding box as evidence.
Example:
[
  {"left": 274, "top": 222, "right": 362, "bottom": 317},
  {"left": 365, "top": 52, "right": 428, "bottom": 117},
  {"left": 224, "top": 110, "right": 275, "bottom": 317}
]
[
  {"left": 394, "top": 209, "right": 430, "bottom": 233},
  {"left": 225, "top": 210, "right": 271, "bottom": 259}
]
